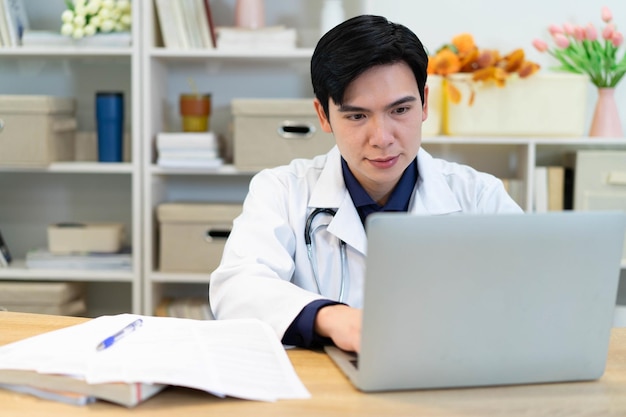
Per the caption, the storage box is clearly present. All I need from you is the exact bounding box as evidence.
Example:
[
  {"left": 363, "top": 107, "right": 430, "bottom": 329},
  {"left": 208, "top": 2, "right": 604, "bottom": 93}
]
[
  {"left": 232, "top": 99, "right": 335, "bottom": 171},
  {"left": 48, "top": 223, "right": 125, "bottom": 254},
  {"left": 0, "top": 95, "right": 77, "bottom": 166},
  {"left": 443, "top": 73, "right": 588, "bottom": 136},
  {"left": 573, "top": 150, "right": 626, "bottom": 260},
  {"left": 157, "top": 203, "right": 242, "bottom": 273}
]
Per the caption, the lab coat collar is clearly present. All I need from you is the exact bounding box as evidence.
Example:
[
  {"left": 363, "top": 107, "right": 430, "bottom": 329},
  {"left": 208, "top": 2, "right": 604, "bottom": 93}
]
[
  {"left": 410, "top": 148, "right": 463, "bottom": 215},
  {"left": 307, "top": 146, "right": 463, "bottom": 255},
  {"left": 308, "top": 147, "right": 367, "bottom": 254}
]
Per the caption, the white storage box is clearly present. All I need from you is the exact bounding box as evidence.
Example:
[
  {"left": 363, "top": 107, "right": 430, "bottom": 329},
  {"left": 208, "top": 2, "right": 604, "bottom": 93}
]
[
  {"left": 423, "top": 74, "right": 443, "bottom": 137},
  {"left": 48, "top": 223, "right": 125, "bottom": 254},
  {"left": 573, "top": 150, "right": 626, "bottom": 260},
  {"left": 0, "top": 95, "right": 77, "bottom": 166},
  {"left": 443, "top": 73, "right": 588, "bottom": 136},
  {"left": 157, "top": 203, "right": 242, "bottom": 273},
  {"left": 232, "top": 99, "right": 335, "bottom": 171}
]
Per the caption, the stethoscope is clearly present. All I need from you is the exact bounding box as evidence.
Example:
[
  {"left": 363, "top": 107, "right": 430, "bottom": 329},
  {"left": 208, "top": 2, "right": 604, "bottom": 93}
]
[{"left": 304, "top": 208, "right": 348, "bottom": 303}]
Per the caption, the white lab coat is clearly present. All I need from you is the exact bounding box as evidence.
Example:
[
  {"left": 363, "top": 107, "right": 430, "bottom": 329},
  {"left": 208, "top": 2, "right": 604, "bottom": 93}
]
[{"left": 209, "top": 146, "right": 522, "bottom": 339}]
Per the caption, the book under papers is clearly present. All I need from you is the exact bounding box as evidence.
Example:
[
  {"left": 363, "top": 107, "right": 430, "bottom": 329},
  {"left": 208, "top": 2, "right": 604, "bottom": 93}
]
[{"left": 0, "top": 314, "right": 310, "bottom": 406}]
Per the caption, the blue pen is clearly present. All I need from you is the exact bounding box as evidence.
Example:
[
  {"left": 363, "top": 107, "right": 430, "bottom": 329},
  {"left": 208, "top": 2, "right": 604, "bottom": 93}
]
[{"left": 96, "top": 318, "right": 143, "bottom": 351}]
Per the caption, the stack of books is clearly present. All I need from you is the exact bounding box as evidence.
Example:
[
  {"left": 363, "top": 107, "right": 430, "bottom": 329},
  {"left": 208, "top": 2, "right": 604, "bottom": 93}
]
[
  {"left": 25, "top": 248, "right": 132, "bottom": 271},
  {"left": 156, "top": 297, "right": 213, "bottom": 320},
  {"left": 0, "top": 281, "right": 86, "bottom": 316},
  {"left": 0, "top": 0, "right": 28, "bottom": 47},
  {"left": 156, "top": 132, "right": 223, "bottom": 169},
  {"left": 154, "top": 0, "right": 216, "bottom": 49}
]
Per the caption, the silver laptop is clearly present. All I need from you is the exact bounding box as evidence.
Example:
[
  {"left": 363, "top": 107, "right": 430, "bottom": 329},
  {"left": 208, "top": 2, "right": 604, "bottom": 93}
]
[{"left": 325, "top": 211, "right": 626, "bottom": 391}]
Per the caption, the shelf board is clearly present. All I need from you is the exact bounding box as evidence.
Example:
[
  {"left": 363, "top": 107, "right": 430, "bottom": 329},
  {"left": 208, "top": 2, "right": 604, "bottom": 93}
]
[
  {"left": 423, "top": 136, "right": 626, "bottom": 145},
  {"left": 149, "top": 47, "right": 314, "bottom": 61},
  {"left": 0, "top": 260, "right": 135, "bottom": 282},
  {"left": 150, "top": 164, "right": 254, "bottom": 176},
  {"left": 0, "top": 162, "right": 134, "bottom": 174},
  {"left": 0, "top": 47, "right": 133, "bottom": 57},
  {"left": 149, "top": 271, "right": 211, "bottom": 284}
]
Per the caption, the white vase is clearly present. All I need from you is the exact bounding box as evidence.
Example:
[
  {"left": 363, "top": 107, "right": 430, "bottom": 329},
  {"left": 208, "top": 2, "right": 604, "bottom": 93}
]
[{"left": 320, "top": 0, "right": 345, "bottom": 37}]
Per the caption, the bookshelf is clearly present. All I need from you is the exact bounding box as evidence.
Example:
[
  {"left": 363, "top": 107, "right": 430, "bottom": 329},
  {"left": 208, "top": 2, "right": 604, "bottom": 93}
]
[
  {"left": 1, "top": 0, "right": 625, "bottom": 320},
  {"left": 0, "top": 0, "right": 142, "bottom": 317}
]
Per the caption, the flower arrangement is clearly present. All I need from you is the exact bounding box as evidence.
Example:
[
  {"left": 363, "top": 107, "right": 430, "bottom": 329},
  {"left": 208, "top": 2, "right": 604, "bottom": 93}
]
[
  {"left": 60, "top": 0, "right": 132, "bottom": 40},
  {"left": 532, "top": 6, "right": 625, "bottom": 88},
  {"left": 428, "top": 33, "right": 540, "bottom": 105}
]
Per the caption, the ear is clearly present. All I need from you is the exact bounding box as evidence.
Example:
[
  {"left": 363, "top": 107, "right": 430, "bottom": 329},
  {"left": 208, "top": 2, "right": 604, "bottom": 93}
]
[
  {"left": 313, "top": 98, "right": 333, "bottom": 133},
  {"left": 421, "top": 84, "right": 429, "bottom": 122}
]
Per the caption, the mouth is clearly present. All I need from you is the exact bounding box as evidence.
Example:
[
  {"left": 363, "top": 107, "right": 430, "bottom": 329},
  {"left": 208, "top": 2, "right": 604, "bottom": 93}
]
[{"left": 368, "top": 155, "right": 399, "bottom": 169}]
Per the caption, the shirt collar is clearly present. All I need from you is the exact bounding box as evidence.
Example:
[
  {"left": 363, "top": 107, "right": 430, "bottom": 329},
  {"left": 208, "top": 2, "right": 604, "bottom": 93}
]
[{"left": 342, "top": 158, "right": 418, "bottom": 223}]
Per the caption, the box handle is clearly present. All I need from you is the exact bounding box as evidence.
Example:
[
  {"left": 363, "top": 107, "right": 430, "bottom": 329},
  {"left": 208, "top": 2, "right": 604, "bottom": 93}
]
[
  {"left": 277, "top": 121, "right": 316, "bottom": 139},
  {"left": 608, "top": 171, "right": 626, "bottom": 186},
  {"left": 205, "top": 228, "right": 231, "bottom": 242},
  {"left": 0, "top": 118, "right": 4, "bottom": 133}
]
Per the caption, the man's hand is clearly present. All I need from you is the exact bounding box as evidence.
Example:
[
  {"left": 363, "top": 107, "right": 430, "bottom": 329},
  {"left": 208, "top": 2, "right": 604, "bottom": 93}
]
[{"left": 315, "top": 304, "right": 362, "bottom": 352}]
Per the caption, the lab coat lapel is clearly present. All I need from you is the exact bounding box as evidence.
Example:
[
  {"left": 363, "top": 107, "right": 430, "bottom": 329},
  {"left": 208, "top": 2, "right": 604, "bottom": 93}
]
[
  {"left": 410, "top": 148, "right": 462, "bottom": 215},
  {"left": 308, "top": 147, "right": 367, "bottom": 255}
]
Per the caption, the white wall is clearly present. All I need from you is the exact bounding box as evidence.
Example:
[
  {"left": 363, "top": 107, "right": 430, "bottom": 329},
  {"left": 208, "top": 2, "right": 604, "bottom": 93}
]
[{"left": 363, "top": 0, "right": 626, "bottom": 135}]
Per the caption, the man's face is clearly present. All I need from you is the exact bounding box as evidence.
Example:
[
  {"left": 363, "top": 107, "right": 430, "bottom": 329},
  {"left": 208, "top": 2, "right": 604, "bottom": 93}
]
[{"left": 314, "top": 62, "right": 428, "bottom": 204}]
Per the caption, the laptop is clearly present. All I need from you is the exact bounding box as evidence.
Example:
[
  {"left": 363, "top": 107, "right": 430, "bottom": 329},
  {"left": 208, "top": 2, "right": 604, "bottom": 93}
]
[{"left": 325, "top": 211, "right": 626, "bottom": 392}]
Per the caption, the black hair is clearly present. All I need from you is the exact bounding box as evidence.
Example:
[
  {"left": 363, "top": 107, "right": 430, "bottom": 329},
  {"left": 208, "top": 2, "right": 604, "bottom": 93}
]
[{"left": 311, "top": 15, "right": 429, "bottom": 119}]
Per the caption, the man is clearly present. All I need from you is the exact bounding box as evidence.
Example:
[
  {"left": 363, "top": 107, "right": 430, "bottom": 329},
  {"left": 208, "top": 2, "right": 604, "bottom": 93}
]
[{"left": 209, "top": 15, "right": 522, "bottom": 353}]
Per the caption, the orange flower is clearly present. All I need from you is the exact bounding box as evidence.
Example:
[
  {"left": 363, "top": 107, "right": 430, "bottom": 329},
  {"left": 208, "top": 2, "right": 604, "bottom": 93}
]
[
  {"left": 428, "top": 48, "right": 461, "bottom": 75},
  {"left": 451, "top": 33, "right": 477, "bottom": 55},
  {"left": 428, "top": 33, "right": 540, "bottom": 105}
]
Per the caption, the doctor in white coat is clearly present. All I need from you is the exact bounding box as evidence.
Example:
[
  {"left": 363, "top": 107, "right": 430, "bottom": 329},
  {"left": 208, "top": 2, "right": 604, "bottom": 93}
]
[{"left": 209, "top": 15, "right": 522, "bottom": 353}]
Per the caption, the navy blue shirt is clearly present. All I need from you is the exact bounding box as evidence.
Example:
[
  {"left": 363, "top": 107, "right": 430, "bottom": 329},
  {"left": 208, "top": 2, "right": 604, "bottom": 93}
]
[{"left": 282, "top": 158, "right": 418, "bottom": 347}]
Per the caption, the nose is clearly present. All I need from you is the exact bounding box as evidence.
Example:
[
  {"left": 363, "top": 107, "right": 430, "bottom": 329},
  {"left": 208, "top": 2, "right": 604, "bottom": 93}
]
[{"left": 368, "top": 116, "right": 394, "bottom": 148}]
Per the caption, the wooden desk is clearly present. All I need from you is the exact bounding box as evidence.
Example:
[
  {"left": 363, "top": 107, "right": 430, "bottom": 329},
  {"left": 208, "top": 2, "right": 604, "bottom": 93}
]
[{"left": 2, "top": 311, "right": 626, "bottom": 416}]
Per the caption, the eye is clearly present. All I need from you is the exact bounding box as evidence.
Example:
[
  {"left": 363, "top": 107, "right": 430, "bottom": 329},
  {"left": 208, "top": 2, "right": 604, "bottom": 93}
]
[
  {"left": 347, "top": 113, "right": 366, "bottom": 121},
  {"left": 393, "top": 106, "right": 411, "bottom": 115}
]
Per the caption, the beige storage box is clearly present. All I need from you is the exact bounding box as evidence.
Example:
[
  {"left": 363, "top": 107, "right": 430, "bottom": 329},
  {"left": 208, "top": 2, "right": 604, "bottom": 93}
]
[
  {"left": 443, "top": 73, "right": 588, "bottom": 136},
  {"left": 232, "top": 99, "right": 335, "bottom": 171},
  {"left": 573, "top": 150, "right": 626, "bottom": 260},
  {"left": 48, "top": 223, "right": 125, "bottom": 254},
  {"left": 157, "top": 203, "right": 242, "bottom": 273},
  {"left": 0, "top": 95, "right": 77, "bottom": 166}
]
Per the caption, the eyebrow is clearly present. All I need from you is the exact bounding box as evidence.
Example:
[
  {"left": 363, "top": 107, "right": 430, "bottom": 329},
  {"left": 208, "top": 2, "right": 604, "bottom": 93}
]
[{"left": 338, "top": 95, "right": 418, "bottom": 113}]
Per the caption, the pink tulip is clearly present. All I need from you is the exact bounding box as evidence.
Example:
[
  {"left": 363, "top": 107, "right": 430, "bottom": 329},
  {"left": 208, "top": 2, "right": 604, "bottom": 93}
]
[
  {"left": 563, "top": 23, "right": 575, "bottom": 36},
  {"left": 601, "top": 6, "right": 612, "bottom": 23},
  {"left": 603, "top": 23, "right": 615, "bottom": 40},
  {"left": 612, "top": 32, "right": 624, "bottom": 47},
  {"left": 532, "top": 38, "right": 549, "bottom": 52},
  {"left": 585, "top": 23, "right": 598, "bottom": 41},
  {"left": 573, "top": 26, "right": 586, "bottom": 41},
  {"left": 554, "top": 33, "right": 570, "bottom": 49},
  {"left": 548, "top": 24, "right": 563, "bottom": 36}
]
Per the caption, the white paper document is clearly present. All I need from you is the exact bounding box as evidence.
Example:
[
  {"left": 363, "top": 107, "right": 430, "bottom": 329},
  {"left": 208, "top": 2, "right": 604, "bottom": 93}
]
[{"left": 0, "top": 314, "right": 310, "bottom": 402}]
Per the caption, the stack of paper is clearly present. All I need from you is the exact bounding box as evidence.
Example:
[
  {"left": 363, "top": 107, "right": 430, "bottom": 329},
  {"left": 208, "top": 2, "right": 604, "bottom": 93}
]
[
  {"left": 0, "top": 314, "right": 310, "bottom": 406},
  {"left": 0, "top": 282, "right": 86, "bottom": 316},
  {"left": 157, "top": 132, "right": 223, "bottom": 169}
]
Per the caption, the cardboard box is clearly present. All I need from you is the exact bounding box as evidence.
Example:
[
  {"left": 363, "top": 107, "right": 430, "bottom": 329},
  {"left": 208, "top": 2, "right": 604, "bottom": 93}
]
[
  {"left": 232, "top": 99, "right": 335, "bottom": 171},
  {"left": 443, "top": 73, "right": 588, "bottom": 136},
  {"left": 0, "top": 95, "right": 77, "bottom": 166},
  {"left": 48, "top": 223, "right": 125, "bottom": 254},
  {"left": 157, "top": 203, "right": 242, "bottom": 273},
  {"left": 573, "top": 150, "right": 626, "bottom": 260}
]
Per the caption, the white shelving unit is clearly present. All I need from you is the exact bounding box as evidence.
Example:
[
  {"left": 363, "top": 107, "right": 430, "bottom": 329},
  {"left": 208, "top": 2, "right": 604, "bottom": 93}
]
[
  {"left": 3, "top": 1, "right": 625, "bottom": 319},
  {"left": 0, "top": 1, "right": 142, "bottom": 316}
]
